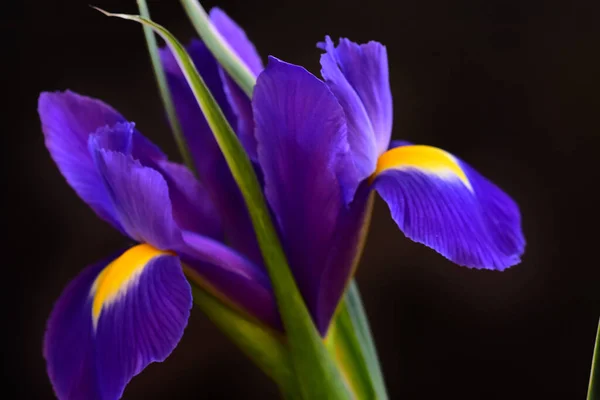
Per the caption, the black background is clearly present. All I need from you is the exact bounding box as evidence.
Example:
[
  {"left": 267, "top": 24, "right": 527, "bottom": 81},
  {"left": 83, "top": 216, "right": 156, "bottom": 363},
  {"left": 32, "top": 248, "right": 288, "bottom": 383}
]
[{"left": 5, "top": 0, "right": 600, "bottom": 398}]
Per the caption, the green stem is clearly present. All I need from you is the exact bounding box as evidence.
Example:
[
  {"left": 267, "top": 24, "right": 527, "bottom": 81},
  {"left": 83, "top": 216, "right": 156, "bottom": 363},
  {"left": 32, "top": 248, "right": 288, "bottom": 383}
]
[
  {"left": 588, "top": 319, "right": 600, "bottom": 400},
  {"left": 136, "top": 0, "right": 196, "bottom": 174}
]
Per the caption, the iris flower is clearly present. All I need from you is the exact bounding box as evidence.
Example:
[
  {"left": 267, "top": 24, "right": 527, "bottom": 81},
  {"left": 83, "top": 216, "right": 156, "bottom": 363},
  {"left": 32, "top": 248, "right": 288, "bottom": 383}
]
[{"left": 39, "top": 8, "right": 524, "bottom": 400}]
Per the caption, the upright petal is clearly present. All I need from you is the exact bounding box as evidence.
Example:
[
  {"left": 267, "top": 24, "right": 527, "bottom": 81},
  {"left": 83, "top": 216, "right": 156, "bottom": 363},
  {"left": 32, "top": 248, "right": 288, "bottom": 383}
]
[
  {"left": 319, "top": 36, "right": 393, "bottom": 174},
  {"left": 210, "top": 7, "right": 264, "bottom": 160},
  {"left": 90, "top": 146, "right": 181, "bottom": 250},
  {"left": 38, "top": 91, "right": 219, "bottom": 240},
  {"left": 44, "top": 246, "right": 192, "bottom": 400},
  {"left": 38, "top": 91, "right": 126, "bottom": 229},
  {"left": 253, "top": 57, "right": 359, "bottom": 332},
  {"left": 160, "top": 41, "right": 262, "bottom": 264},
  {"left": 90, "top": 121, "right": 222, "bottom": 240},
  {"left": 372, "top": 145, "right": 525, "bottom": 270},
  {"left": 154, "top": 160, "right": 222, "bottom": 239}
]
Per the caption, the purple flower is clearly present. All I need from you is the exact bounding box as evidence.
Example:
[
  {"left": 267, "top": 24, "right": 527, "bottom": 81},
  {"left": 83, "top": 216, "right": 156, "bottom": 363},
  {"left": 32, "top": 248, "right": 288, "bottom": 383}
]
[{"left": 39, "top": 8, "right": 524, "bottom": 400}]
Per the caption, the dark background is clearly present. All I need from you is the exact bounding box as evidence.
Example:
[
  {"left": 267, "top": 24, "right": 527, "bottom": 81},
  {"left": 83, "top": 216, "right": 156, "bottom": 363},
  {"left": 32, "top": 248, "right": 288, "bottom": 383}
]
[{"left": 5, "top": 0, "right": 600, "bottom": 398}]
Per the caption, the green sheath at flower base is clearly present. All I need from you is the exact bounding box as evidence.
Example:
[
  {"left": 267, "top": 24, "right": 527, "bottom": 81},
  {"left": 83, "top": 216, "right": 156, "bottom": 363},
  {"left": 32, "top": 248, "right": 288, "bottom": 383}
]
[{"left": 94, "top": 8, "right": 351, "bottom": 400}]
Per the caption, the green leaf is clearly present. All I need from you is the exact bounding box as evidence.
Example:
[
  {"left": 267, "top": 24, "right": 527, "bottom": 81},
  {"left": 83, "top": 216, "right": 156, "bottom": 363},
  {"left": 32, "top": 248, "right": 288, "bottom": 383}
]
[
  {"left": 94, "top": 9, "right": 350, "bottom": 399},
  {"left": 135, "top": 0, "right": 195, "bottom": 174},
  {"left": 180, "top": 0, "right": 256, "bottom": 98},
  {"left": 588, "top": 319, "right": 600, "bottom": 400}
]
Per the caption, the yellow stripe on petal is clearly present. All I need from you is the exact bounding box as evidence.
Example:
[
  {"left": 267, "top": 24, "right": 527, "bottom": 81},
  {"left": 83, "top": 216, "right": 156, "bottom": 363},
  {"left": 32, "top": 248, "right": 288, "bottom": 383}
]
[
  {"left": 372, "top": 145, "right": 472, "bottom": 190},
  {"left": 90, "top": 244, "right": 171, "bottom": 329}
]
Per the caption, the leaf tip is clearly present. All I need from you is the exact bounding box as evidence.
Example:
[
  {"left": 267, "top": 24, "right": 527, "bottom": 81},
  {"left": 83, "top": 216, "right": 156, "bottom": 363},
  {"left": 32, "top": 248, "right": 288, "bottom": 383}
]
[{"left": 90, "top": 6, "right": 112, "bottom": 17}]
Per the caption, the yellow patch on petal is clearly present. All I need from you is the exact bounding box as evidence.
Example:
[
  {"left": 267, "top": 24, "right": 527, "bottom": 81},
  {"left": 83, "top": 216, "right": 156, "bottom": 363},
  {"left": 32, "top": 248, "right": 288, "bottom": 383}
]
[
  {"left": 90, "top": 244, "right": 170, "bottom": 329},
  {"left": 372, "top": 145, "right": 472, "bottom": 190}
]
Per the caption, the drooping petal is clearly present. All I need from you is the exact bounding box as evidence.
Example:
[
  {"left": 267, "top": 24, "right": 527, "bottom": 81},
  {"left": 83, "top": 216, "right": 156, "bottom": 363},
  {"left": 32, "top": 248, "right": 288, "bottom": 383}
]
[
  {"left": 318, "top": 36, "right": 393, "bottom": 185},
  {"left": 38, "top": 91, "right": 127, "bottom": 229},
  {"left": 253, "top": 57, "right": 360, "bottom": 332},
  {"left": 178, "top": 231, "right": 281, "bottom": 329},
  {"left": 372, "top": 145, "right": 525, "bottom": 270},
  {"left": 210, "top": 7, "right": 264, "bottom": 160},
  {"left": 160, "top": 41, "right": 262, "bottom": 264},
  {"left": 44, "top": 245, "right": 192, "bottom": 400},
  {"left": 90, "top": 146, "right": 181, "bottom": 250}
]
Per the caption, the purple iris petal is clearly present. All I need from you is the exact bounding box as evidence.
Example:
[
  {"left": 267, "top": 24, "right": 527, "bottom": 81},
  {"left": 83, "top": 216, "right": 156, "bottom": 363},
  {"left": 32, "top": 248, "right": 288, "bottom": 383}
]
[
  {"left": 153, "top": 160, "right": 222, "bottom": 239},
  {"left": 90, "top": 121, "right": 222, "bottom": 240},
  {"left": 319, "top": 36, "right": 393, "bottom": 158},
  {"left": 90, "top": 121, "right": 166, "bottom": 163},
  {"left": 160, "top": 41, "right": 262, "bottom": 265},
  {"left": 219, "top": 73, "right": 258, "bottom": 160},
  {"left": 90, "top": 147, "right": 181, "bottom": 250},
  {"left": 373, "top": 154, "right": 525, "bottom": 270},
  {"left": 313, "top": 183, "right": 374, "bottom": 333},
  {"left": 44, "top": 252, "right": 192, "bottom": 400},
  {"left": 210, "top": 8, "right": 264, "bottom": 160},
  {"left": 318, "top": 43, "right": 378, "bottom": 187},
  {"left": 38, "top": 91, "right": 221, "bottom": 242},
  {"left": 89, "top": 120, "right": 278, "bottom": 329},
  {"left": 178, "top": 231, "right": 281, "bottom": 329},
  {"left": 38, "top": 91, "right": 126, "bottom": 230},
  {"left": 253, "top": 57, "right": 362, "bottom": 333}
]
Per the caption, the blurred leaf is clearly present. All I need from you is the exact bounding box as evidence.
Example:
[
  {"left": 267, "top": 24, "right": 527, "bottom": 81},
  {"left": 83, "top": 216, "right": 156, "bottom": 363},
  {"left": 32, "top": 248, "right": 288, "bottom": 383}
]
[
  {"left": 94, "top": 9, "right": 350, "bottom": 399},
  {"left": 588, "top": 319, "right": 600, "bottom": 400}
]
